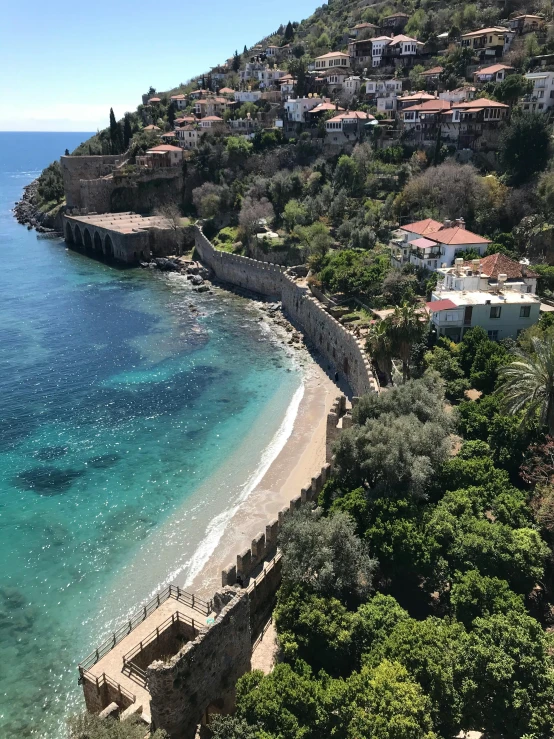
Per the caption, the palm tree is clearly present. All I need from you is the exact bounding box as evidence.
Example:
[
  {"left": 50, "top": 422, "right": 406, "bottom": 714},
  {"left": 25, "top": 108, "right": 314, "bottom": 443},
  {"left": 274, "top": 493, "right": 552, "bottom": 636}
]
[
  {"left": 498, "top": 336, "right": 554, "bottom": 434},
  {"left": 389, "top": 303, "right": 426, "bottom": 382},
  {"left": 366, "top": 320, "right": 394, "bottom": 385}
]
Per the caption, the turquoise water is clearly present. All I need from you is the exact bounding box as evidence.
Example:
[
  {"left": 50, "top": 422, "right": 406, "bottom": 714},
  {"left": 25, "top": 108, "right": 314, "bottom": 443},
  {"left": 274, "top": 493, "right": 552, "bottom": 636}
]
[{"left": 0, "top": 133, "right": 302, "bottom": 737}]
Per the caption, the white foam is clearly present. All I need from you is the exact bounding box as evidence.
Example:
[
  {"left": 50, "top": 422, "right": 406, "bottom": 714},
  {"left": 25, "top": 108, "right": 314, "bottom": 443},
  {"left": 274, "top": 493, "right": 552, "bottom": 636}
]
[{"left": 179, "top": 380, "right": 305, "bottom": 588}]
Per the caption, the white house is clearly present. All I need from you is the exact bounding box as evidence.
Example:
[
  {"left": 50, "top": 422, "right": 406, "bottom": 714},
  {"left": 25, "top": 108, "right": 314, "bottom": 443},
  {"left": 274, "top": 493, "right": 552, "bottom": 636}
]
[
  {"left": 390, "top": 218, "right": 490, "bottom": 271},
  {"left": 234, "top": 90, "right": 262, "bottom": 103},
  {"left": 427, "top": 256, "right": 541, "bottom": 341},
  {"left": 369, "top": 36, "right": 392, "bottom": 67},
  {"left": 175, "top": 126, "right": 201, "bottom": 149},
  {"left": 314, "top": 51, "right": 351, "bottom": 71},
  {"left": 522, "top": 72, "right": 554, "bottom": 112},
  {"left": 284, "top": 97, "right": 323, "bottom": 123},
  {"left": 325, "top": 110, "right": 376, "bottom": 144},
  {"left": 199, "top": 115, "right": 225, "bottom": 129},
  {"left": 343, "top": 76, "right": 362, "bottom": 99}
]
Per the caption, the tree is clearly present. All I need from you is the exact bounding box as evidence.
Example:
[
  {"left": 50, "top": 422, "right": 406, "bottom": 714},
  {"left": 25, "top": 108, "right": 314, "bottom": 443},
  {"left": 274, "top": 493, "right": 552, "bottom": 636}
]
[
  {"left": 278, "top": 507, "right": 376, "bottom": 602},
  {"left": 335, "top": 660, "right": 437, "bottom": 739},
  {"left": 192, "top": 182, "right": 231, "bottom": 220},
  {"left": 167, "top": 102, "right": 176, "bottom": 127},
  {"left": 64, "top": 148, "right": 69, "bottom": 156},
  {"left": 460, "top": 612, "right": 554, "bottom": 738},
  {"left": 389, "top": 303, "right": 426, "bottom": 382},
  {"left": 232, "top": 50, "right": 241, "bottom": 72},
  {"left": 450, "top": 570, "right": 525, "bottom": 627},
  {"left": 108, "top": 107, "right": 122, "bottom": 154},
  {"left": 493, "top": 74, "right": 533, "bottom": 106},
  {"left": 123, "top": 113, "right": 133, "bottom": 150},
  {"left": 498, "top": 336, "right": 554, "bottom": 434},
  {"left": 284, "top": 21, "right": 294, "bottom": 41},
  {"left": 288, "top": 57, "right": 308, "bottom": 97},
  {"left": 499, "top": 113, "right": 551, "bottom": 185},
  {"left": 238, "top": 196, "right": 275, "bottom": 238},
  {"left": 68, "top": 713, "right": 168, "bottom": 738},
  {"left": 209, "top": 716, "right": 260, "bottom": 739},
  {"left": 366, "top": 321, "right": 394, "bottom": 385}
]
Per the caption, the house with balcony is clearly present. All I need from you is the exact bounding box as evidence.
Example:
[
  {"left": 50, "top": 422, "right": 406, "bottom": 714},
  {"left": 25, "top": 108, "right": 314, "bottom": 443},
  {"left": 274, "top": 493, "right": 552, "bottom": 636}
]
[
  {"left": 320, "top": 68, "right": 350, "bottom": 94},
  {"left": 314, "top": 52, "right": 351, "bottom": 71},
  {"left": 284, "top": 97, "right": 324, "bottom": 124},
  {"left": 421, "top": 66, "right": 444, "bottom": 87},
  {"left": 401, "top": 98, "right": 454, "bottom": 143},
  {"left": 427, "top": 256, "right": 540, "bottom": 341},
  {"left": 199, "top": 116, "right": 225, "bottom": 130},
  {"left": 522, "top": 72, "right": 554, "bottom": 113},
  {"left": 175, "top": 125, "right": 201, "bottom": 149},
  {"left": 452, "top": 98, "right": 509, "bottom": 150},
  {"left": 188, "top": 89, "right": 210, "bottom": 100},
  {"left": 325, "top": 110, "right": 376, "bottom": 145},
  {"left": 397, "top": 91, "right": 436, "bottom": 109},
  {"left": 348, "top": 38, "right": 374, "bottom": 67},
  {"left": 460, "top": 27, "right": 515, "bottom": 61},
  {"left": 234, "top": 90, "right": 262, "bottom": 103},
  {"left": 474, "top": 63, "right": 514, "bottom": 84},
  {"left": 508, "top": 15, "right": 546, "bottom": 35},
  {"left": 389, "top": 218, "right": 490, "bottom": 271},
  {"left": 383, "top": 35, "right": 424, "bottom": 67},
  {"left": 343, "top": 76, "right": 363, "bottom": 99},
  {"left": 136, "top": 144, "right": 184, "bottom": 169}
]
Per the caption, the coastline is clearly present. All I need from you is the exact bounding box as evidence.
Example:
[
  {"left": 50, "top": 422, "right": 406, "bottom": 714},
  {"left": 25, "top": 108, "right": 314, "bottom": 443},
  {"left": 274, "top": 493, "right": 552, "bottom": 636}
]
[{"left": 187, "top": 355, "right": 337, "bottom": 598}]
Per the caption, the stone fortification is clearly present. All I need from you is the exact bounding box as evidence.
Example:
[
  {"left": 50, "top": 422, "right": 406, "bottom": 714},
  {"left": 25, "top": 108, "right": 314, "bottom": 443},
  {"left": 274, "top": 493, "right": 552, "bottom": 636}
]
[
  {"left": 147, "top": 589, "right": 251, "bottom": 738},
  {"left": 61, "top": 155, "right": 122, "bottom": 209},
  {"left": 194, "top": 226, "right": 379, "bottom": 397}
]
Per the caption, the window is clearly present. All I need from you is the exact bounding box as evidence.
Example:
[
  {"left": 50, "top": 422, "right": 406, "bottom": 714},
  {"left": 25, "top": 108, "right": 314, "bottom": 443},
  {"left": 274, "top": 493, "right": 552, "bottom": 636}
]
[
  {"left": 527, "top": 285, "right": 532, "bottom": 293},
  {"left": 520, "top": 306, "right": 531, "bottom": 318},
  {"left": 490, "top": 306, "right": 501, "bottom": 319},
  {"left": 488, "top": 330, "right": 499, "bottom": 341}
]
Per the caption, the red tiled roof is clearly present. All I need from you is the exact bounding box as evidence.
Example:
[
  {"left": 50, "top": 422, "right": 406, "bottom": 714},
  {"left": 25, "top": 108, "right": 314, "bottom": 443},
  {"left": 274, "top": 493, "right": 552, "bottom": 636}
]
[
  {"left": 426, "top": 225, "right": 490, "bottom": 245},
  {"left": 315, "top": 51, "right": 350, "bottom": 59},
  {"left": 477, "top": 253, "right": 539, "bottom": 279},
  {"left": 403, "top": 99, "right": 452, "bottom": 113},
  {"left": 162, "top": 131, "right": 176, "bottom": 136},
  {"left": 461, "top": 26, "right": 510, "bottom": 38},
  {"left": 202, "top": 115, "right": 224, "bottom": 121},
  {"left": 402, "top": 218, "right": 443, "bottom": 235},
  {"left": 399, "top": 92, "right": 436, "bottom": 102},
  {"left": 412, "top": 237, "right": 438, "bottom": 248},
  {"left": 170, "top": 94, "right": 186, "bottom": 100},
  {"left": 148, "top": 97, "right": 161, "bottom": 103},
  {"left": 219, "top": 87, "right": 235, "bottom": 93},
  {"left": 353, "top": 22, "right": 377, "bottom": 29},
  {"left": 426, "top": 299, "right": 458, "bottom": 312},
  {"left": 474, "top": 64, "right": 514, "bottom": 76},
  {"left": 421, "top": 66, "right": 444, "bottom": 75},
  {"left": 453, "top": 97, "right": 509, "bottom": 109},
  {"left": 388, "top": 34, "right": 422, "bottom": 46},
  {"left": 309, "top": 102, "right": 345, "bottom": 113},
  {"left": 327, "top": 111, "right": 376, "bottom": 123}
]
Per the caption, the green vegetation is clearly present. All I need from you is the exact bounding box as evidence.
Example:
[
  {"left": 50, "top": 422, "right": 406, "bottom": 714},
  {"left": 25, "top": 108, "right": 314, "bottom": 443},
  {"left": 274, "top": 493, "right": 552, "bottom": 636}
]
[{"left": 68, "top": 713, "right": 167, "bottom": 738}]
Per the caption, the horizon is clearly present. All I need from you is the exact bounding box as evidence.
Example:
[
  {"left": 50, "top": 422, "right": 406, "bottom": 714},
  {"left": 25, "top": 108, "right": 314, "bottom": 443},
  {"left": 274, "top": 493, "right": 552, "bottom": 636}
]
[{"left": 1, "top": 0, "right": 319, "bottom": 132}]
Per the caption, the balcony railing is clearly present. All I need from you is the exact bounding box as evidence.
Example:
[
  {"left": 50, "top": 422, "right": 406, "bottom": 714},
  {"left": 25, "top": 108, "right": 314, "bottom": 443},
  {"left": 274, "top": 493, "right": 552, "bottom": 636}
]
[{"left": 413, "top": 248, "right": 442, "bottom": 260}]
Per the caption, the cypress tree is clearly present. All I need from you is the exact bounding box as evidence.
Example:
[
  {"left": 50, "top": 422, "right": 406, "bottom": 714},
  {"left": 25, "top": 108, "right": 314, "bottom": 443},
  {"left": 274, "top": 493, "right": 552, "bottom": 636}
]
[
  {"left": 243, "top": 44, "right": 248, "bottom": 55},
  {"left": 284, "top": 21, "right": 294, "bottom": 41},
  {"left": 232, "top": 50, "right": 241, "bottom": 72},
  {"left": 167, "top": 103, "right": 176, "bottom": 128},
  {"left": 109, "top": 108, "right": 122, "bottom": 154},
  {"left": 123, "top": 113, "right": 133, "bottom": 150}
]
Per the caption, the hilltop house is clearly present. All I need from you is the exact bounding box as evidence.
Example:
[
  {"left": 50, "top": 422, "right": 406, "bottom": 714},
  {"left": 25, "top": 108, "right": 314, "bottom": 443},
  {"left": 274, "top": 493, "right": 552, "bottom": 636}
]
[
  {"left": 474, "top": 64, "right": 514, "bottom": 83},
  {"left": 136, "top": 144, "right": 184, "bottom": 169},
  {"left": 421, "top": 66, "right": 444, "bottom": 86},
  {"left": 389, "top": 218, "right": 490, "bottom": 271},
  {"left": 343, "top": 76, "right": 363, "bottom": 99},
  {"left": 427, "top": 255, "right": 540, "bottom": 341},
  {"left": 199, "top": 116, "right": 225, "bottom": 130},
  {"left": 314, "top": 51, "right": 351, "bottom": 71},
  {"left": 284, "top": 97, "right": 324, "bottom": 124},
  {"left": 365, "top": 78, "right": 403, "bottom": 113},
  {"left": 380, "top": 12, "right": 409, "bottom": 35},
  {"left": 325, "top": 110, "right": 376, "bottom": 145},
  {"left": 169, "top": 94, "right": 187, "bottom": 110},
  {"left": 369, "top": 36, "right": 393, "bottom": 67},
  {"left": 350, "top": 22, "right": 378, "bottom": 38},
  {"left": 460, "top": 27, "right": 515, "bottom": 60},
  {"left": 507, "top": 14, "right": 546, "bottom": 35},
  {"left": 383, "top": 35, "right": 424, "bottom": 67},
  {"left": 348, "top": 38, "right": 374, "bottom": 67},
  {"left": 522, "top": 72, "right": 554, "bottom": 113},
  {"left": 175, "top": 125, "right": 201, "bottom": 149}
]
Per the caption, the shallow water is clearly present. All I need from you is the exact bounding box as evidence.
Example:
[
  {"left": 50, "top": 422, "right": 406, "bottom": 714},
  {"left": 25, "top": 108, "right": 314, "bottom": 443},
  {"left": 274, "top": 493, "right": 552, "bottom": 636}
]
[{"left": 0, "top": 133, "right": 302, "bottom": 737}]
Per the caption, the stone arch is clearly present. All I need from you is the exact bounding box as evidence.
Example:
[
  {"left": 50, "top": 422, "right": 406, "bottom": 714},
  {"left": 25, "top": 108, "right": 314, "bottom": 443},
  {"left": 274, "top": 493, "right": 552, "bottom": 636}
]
[
  {"left": 93, "top": 230, "right": 102, "bottom": 253},
  {"left": 83, "top": 228, "right": 92, "bottom": 251},
  {"left": 65, "top": 221, "right": 74, "bottom": 244},
  {"left": 103, "top": 234, "right": 114, "bottom": 259},
  {"left": 74, "top": 224, "right": 83, "bottom": 247}
]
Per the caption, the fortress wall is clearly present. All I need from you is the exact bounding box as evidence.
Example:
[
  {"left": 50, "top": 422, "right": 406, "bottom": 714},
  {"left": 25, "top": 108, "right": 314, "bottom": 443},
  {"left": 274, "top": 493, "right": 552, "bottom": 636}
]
[
  {"left": 194, "top": 225, "right": 378, "bottom": 398},
  {"left": 61, "top": 155, "right": 122, "bottom": 208},
  {"left": 80, "top": 178, "right": 115, "bottom": 214},
  {"left": 147, "top": 590, "right": 251, "bottom": 739}
]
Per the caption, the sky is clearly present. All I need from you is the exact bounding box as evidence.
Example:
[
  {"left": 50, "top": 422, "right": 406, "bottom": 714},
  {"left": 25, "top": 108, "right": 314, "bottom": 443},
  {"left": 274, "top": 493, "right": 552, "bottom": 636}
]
[{"left": 1, "top": 0, "right": 319, "bottom": 132}]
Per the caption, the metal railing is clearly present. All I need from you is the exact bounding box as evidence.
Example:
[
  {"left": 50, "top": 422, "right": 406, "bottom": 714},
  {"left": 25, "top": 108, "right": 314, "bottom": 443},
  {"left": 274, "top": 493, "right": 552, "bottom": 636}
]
[
  {"left": 122, "top": 611, "right": 199, "bottom": 687},
  {"left": 78, "top": 668, "right": 136, "bottom": 705},
  {"left": 79, "top": 585, "right": 212, "bottom": 672}
]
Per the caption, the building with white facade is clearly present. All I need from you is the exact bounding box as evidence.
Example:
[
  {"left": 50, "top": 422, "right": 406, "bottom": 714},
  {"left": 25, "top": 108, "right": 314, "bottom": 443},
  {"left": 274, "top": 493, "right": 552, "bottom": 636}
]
[
  {"left": 325, "top": 110, "right": 376, "bottom": 144},
  {"left": 522, "top": 72, "right": 554, "bottom": 113},
  {"left": 369, "top": 36, "right": 393, "bottom": 67},
  {"left": 473, "top": 64, "right": 514, "bottom": 83},
  {"left": 314, "top": 52, "right": 351, "bottom": 71},
  {"left": 284, "top": 97, "right": 323, "bottom": 123},
  {"left": 390, "top": 218, "right": 490, "bottom": 271},
  {"left": 427, "top": 255, "right": 541, "bottom": 340}
]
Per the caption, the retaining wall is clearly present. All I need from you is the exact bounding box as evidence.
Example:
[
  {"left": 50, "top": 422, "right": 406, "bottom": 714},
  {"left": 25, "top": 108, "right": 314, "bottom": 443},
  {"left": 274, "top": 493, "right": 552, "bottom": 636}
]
[{"left": 194, "top": 226, "right": 378, "bottom": 397}]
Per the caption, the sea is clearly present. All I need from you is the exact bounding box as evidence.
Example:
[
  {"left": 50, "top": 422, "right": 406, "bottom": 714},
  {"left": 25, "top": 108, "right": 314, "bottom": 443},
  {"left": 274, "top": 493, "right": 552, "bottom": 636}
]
[{"left": 0, "top": 132, "right": 303, "bottom": 737}]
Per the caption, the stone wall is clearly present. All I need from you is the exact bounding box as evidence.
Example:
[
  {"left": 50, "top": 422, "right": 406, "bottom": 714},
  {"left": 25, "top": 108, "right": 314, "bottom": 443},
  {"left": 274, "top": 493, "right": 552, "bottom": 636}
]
[
  {"left": 61, "top": 155, "right": 122, "bottom": 209},
  {"left": 194, "top": 226, "right": 379, "bottom": 397},
  {"left": 80, "top": 178, "right": 115, "bottom": 214},
  {"left": 110, "top": 170, "right": 184, "bottom": 215},
  {"left": 148, "top": 590, "right": 251, "bottom": 739}
]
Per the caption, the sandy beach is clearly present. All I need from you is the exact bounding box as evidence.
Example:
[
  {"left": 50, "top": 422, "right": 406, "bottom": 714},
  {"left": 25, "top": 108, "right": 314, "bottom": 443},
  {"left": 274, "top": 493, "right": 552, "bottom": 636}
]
[{"left": 188, "top": 356, "right": 339, "bottom": 599}]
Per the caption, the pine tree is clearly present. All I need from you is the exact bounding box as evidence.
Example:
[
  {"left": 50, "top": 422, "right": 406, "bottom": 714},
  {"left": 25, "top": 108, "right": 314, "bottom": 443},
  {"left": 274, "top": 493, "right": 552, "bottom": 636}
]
[
  {"left": 109, "top": 108, "right": 122, "bottom": 154},
  {"left": 243, "top": 44, "right": 248, "bottom": 55},
  {"left": 123, "top": 113, "right": 133, "bottom": 150},
  {"left": 233, "top": 50, "right": 241, "bottom": 72},
  {"left": 284, "top": 21, "right": 294, "bottom": 41},
  {"left": 64, "top": 148, "right": 69, "bottom": 156}
]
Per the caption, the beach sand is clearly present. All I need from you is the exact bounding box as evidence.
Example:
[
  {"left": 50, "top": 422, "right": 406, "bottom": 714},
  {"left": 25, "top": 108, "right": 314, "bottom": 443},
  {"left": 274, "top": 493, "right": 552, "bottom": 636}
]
[{"left": 188, "top": 358, "right": 339, "bottom": 599}]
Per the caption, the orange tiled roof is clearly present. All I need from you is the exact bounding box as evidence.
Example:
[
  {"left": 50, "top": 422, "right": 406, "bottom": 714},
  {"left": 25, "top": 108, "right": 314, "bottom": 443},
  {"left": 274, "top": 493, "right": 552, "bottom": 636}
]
[
  {"left": 474, "top": 64, "right": 514, "bottom": 76},
  {"left": 402, "top": 218, "right": 444, "bottom": 236},
  {"left": 477, "top": 253, "right": 539, "bottom": 279},
  {"left": 426, "top": 225, "right": 490, "bottom": 245}
]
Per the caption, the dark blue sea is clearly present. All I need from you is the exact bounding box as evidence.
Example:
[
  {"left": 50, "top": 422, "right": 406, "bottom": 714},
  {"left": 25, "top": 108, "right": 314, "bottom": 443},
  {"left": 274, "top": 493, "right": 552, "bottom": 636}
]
[{"left": 0, "top": 132, "right": 302, "bottom": 737}]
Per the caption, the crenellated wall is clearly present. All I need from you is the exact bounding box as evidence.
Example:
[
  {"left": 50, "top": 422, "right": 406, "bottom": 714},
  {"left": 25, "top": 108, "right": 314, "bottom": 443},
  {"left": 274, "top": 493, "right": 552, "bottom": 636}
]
[
  {"left": 194, "top": 226, "right": 379, "bottom": 397},
  {"left": 61, "top": 155, "right": 122, "bottom": 209}
]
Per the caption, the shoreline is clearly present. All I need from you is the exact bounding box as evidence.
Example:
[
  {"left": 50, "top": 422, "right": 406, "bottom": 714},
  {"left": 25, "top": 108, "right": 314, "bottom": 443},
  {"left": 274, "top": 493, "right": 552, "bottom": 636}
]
[{"left": 186, "top": 354, "right": 337, "bottom": 598}]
